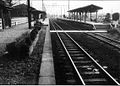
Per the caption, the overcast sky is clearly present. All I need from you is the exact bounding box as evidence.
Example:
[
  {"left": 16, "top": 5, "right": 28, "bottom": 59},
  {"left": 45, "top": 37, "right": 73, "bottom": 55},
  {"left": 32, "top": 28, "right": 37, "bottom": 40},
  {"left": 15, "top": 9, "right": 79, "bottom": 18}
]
[{"left": 17, "top": 0, "right": 120, "bottom": 15}]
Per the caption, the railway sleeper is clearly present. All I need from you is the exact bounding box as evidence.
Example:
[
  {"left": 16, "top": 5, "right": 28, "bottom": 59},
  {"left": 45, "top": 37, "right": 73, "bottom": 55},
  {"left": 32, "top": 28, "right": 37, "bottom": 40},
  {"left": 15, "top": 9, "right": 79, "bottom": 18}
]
[
  {"left": 68, "top": 49, "right": 80, "bottom": 51},
  {"left": 81, "top": 71, "right": 102, "bottom": 76},
  {"left": 70, "top": 54, "right": 85, "bottom": 57},
  {"left": 77, "top": 66, "right": 96, "bottom": 71},
  {"left": 70, "top": 54, "right": 87, "bottom": 57},
  {"left": 66, "top": 79, "right": 77, "bottom": 84},
  {"left": 68, "top": 51, "right": 83, "bottom": 53},
  {"left": 74, "top": 60, "right": 92, "bottom": 64},
  {"left": 84, "top": 78, "right": 108, "bottom": 85},
  {"left": 58, "top": 50, "right": 65, "bottom": 53},
  {"left": 77, "top": 65, "right": 95, "bottom": 68},
  {"left": 81, "top": 71, "right": 101, "bottom": 75},
  {"left": 72, "top": 57, "right": 86, "bottom": 60},
  {"left": 55, "top": 67, "right": 80, "bottom": 84},
  {"left": 59, "top": 54, "right": 67, "bottom": 57}
]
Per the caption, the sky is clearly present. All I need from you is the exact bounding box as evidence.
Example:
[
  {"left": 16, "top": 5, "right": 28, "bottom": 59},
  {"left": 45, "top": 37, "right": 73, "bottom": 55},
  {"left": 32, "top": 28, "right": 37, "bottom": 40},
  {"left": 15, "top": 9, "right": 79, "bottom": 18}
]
[{"left": 15, "top": 0, "right": 120, "bottom": 15}]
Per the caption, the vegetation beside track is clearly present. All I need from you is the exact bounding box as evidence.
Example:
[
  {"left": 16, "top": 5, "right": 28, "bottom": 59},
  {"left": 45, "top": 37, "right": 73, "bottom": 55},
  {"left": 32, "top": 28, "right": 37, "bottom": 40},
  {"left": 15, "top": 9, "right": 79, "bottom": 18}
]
[{"left": 0, "top": 26, "right": 46, "bottom": 84}]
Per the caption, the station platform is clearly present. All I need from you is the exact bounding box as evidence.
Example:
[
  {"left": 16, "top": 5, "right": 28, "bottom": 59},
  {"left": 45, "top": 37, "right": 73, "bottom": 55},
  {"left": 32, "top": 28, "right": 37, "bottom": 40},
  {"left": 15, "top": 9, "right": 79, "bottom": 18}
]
[
  {"left": 82, "top": 21, "right": 112, "bottom": 30},
  {"left": 59, "top": 18, "right": 112, "bottom": 30},
  {"left": 39, "top": 18, "right": 55, "bottom": 85}
]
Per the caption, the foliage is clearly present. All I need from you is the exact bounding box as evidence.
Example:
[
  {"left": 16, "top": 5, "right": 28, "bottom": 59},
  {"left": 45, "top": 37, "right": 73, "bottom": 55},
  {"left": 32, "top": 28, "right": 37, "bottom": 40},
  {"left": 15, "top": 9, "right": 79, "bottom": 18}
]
[
  {"left": 5, "top": 0, "right": 16, "bottom": 6},
  {"left": 104, "top": 13, "right": 111, "bottom": 23},
  {"left": 112, "top": 12, "right": 119, "bottom": 21}
]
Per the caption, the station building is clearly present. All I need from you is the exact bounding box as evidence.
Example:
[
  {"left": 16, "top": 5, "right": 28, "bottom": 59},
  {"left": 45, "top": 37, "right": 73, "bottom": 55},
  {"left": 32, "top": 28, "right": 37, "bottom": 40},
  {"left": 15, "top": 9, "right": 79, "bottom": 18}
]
[{"left": 11, "top": 4, "right": 46, "bottom": 20}]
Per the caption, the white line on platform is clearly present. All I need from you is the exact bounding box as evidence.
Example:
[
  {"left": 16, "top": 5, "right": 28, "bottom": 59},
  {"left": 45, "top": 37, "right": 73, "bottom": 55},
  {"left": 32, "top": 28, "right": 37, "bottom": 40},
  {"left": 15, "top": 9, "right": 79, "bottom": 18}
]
[{"left": 50, "top": 30, "right": 107, "bottom": 33}]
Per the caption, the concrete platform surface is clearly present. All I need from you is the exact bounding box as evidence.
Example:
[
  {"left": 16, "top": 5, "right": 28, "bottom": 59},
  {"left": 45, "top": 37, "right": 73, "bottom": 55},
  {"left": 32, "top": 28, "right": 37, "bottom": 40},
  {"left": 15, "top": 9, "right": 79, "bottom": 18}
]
[{"left": 39, "top": 19, "right": 56, "bottom": 85}]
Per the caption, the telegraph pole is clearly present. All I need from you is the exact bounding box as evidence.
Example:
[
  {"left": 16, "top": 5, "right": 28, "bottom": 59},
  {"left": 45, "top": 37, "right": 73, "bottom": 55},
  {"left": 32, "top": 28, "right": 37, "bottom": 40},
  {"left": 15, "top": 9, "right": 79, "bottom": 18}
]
[
  {"left": 68, "top": 0, "right": 70, "bottom": 11},
  {"left": 68, "top": 0, "right": 70, "bottom": 18},
  {"left": 27, "top": 0, "right": 31, "bottom": 29},
  {"left": 42, "top": 0, "right": 43, "bottom": 9}
]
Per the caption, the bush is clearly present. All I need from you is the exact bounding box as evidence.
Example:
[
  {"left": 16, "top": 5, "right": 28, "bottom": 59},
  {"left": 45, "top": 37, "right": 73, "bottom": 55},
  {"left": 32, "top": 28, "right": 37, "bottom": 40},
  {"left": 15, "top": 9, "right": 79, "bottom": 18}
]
[
  {"left": 112, "top": 13, "right": 119, "bottom": 21},
  {"left": 6, "top": 39, "right": 29, "bottom": 60},
  {"left": 25, "top": 36, "right": 32, "bottom": 46},
  {"left": 16, "top": 40, "right": 29, "bottom": 58},
  {"left": 34, "top": 21, "right": 43, "bottom": 30},
  {"left": 6, "top": 42, "right": 17, "bottom": 57},
  {"left": 30, "top": 29, "right": 38, "bottom": 41},
  {"left": 6, "top": 28, "right": 39, "bottom": 60}
]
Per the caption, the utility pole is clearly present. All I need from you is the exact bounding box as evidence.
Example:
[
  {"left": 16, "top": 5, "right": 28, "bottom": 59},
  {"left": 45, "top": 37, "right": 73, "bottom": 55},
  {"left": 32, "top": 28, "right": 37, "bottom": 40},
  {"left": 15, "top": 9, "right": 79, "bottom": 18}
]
[
  {"left": 18, "top": 0, "right": 20, "bottom": 5},
  {"left": 42, "top": 0, "right": 43, "bottom": 10},
  {"left": 68, "top": 0, "right": 70, "bottom": 18},
  {"left": 27, "top": 0, "right": 31, "bottom": 29},
  {"left": 68, "top": 0, "right": 70, "bottom": 11},
  {"left": 61, "top": 6, "right": 62, "bottom": 18}
]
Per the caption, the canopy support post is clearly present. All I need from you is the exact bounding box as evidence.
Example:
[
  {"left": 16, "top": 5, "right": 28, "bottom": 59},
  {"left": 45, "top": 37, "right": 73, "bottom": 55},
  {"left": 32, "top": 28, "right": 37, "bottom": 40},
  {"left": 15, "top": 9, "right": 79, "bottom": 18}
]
[
  {"left": 90, "top": 12, "right": 92, "bottom": 21},
  {"left": 96, "top": 11, "right": 98, "bottom": 22}
]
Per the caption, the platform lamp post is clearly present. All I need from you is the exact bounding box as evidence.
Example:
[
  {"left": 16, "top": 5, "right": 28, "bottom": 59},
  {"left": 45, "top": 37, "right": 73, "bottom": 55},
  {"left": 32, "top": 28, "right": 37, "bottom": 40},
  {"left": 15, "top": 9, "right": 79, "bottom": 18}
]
[{"left": 27, "top": 0, "right": 31, "bottom": 29}]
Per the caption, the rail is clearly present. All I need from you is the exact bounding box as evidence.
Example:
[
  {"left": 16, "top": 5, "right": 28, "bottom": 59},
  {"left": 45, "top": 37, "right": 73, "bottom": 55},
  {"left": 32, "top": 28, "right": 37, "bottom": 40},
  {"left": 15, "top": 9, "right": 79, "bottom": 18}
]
[
  {"left": 51, "top": 19, "right": 85, "bottom": 85},
  {"left": 50, "top": 19, "right": 120, "bottom": 85}
]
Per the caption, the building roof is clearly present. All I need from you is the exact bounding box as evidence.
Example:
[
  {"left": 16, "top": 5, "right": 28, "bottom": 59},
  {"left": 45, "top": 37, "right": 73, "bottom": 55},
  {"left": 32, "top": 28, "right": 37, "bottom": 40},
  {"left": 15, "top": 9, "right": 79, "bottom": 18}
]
[
  {"left": 68, "top": 4, "right": 103, "bottom": 13},
  {"left": 31, "top": 10, "right": 46, "bottom": 14},
  {"left": 13, "top": 4, "right": 36, "bottom": 11},
  {"left": 13, "top": 4, "right": 46, "bottom": 14}
]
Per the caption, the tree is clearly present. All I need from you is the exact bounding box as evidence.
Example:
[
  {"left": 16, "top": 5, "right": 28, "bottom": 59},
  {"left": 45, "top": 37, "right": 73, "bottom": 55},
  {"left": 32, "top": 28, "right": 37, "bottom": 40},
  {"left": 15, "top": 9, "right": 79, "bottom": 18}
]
[
  {"left": 0, "top": 0, "right": 7, "bottom": 29},
  {"left": 6, "top": 0, "right": 12, "bottom": 27},
  {"left": 104, "top": 13, "right": 111, "bottom": 23},
  {"left": 112, "top": 12, "right": 119, "bottom": 21},
  {"left": 5, "top": 0, "right": 16, "bottom": 27}
]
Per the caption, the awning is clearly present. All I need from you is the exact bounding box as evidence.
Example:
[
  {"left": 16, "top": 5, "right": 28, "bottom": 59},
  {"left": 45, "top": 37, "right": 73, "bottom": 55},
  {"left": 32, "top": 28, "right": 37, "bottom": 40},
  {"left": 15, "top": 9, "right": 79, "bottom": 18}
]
[{"left": 68, "top": 4, "right": 103, "bottom": 13}]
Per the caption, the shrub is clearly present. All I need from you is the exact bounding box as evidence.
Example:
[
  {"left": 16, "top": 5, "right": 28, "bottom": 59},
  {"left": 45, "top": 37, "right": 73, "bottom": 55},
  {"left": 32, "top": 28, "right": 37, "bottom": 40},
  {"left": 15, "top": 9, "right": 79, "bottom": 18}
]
[
  {"left": 112, "top": 13, "right": 119, "bottom": 21},
  {"left": 30, "top": 29, "right": 38, "bottom": 41}
]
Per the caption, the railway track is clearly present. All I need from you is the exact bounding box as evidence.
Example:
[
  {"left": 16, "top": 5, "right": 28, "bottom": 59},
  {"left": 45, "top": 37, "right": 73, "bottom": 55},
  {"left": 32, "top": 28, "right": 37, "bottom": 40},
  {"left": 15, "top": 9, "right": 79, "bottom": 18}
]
[
  {"left": 55, "top": 19, "right": 120, "bottom": 50},
  {"left": 86, "top": 33, "right": 120, "bottom": 49},
  {"left": 50, "top": 19, "right": 120, "bottom": 85}
]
